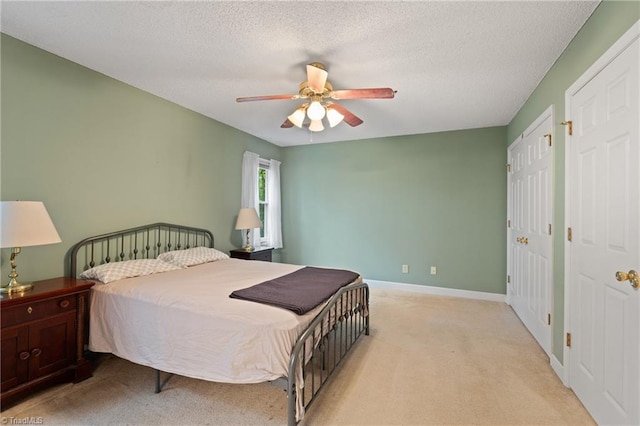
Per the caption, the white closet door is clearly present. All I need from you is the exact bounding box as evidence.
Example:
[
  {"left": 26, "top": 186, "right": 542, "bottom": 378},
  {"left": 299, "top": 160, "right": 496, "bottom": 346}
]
[
  {"left": 508, "top": 107, "right": 553, "bottom": 356},
  {"left": 566, "top": 33, "right": 639, "bottom": 426}
]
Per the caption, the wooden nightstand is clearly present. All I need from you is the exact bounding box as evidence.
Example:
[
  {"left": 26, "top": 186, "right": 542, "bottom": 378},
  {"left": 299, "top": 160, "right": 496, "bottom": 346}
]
[
  {"left": 229, "top": 247, "right": 274, "bottom": 262},
  {"left": 1, "top": 277, "right": 94, "bottom": 408}
]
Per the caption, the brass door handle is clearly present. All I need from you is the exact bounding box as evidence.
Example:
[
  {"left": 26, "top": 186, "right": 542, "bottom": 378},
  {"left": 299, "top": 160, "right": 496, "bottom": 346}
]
[
  {"left": 516, "top": 237, "right": 528, "bottom": 245},
  {"left": 615, "top": 270, "right": 639, "bottom": 289}
]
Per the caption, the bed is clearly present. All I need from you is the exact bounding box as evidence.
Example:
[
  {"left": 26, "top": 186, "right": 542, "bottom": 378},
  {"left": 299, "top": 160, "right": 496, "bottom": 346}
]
[{"left": 70, "top": 223, "right": 369, "bottom": 425}]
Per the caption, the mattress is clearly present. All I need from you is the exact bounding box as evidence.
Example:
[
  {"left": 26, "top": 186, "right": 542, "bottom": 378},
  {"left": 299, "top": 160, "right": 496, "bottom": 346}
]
[{"left": 89, "top": 258, "right": 361, "bottom": 384}]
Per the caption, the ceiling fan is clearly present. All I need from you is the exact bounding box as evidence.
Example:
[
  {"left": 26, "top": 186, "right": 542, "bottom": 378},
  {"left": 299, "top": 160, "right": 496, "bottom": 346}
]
[{"left": 236, "top": 62, "right": 396, "bottom": 132}]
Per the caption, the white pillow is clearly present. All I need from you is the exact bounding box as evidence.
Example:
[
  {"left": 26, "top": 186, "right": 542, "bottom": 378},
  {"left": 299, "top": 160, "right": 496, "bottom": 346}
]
[
  {"left": 79, "top": 259, "right": 184, "bottom": 283},
  {"left": 157, "top": 246, "right": 229, "bottom": 267}
]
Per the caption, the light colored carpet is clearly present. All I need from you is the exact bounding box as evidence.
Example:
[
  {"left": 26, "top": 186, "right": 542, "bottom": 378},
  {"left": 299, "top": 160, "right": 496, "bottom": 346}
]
[{"left": 1, "top": 289, "right": 595, "bottom": 425}]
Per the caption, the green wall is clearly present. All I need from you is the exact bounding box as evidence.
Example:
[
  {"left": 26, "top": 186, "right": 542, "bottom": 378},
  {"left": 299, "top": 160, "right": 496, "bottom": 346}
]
[
  {"left": 281, "top": 127, "right": 507, "bottom": 294},
  {"left": 507, "top": 1, "right": 640, "bottom": 363},
  {"left": 0, "top": 34, "right": 281, "bottom": 282}
]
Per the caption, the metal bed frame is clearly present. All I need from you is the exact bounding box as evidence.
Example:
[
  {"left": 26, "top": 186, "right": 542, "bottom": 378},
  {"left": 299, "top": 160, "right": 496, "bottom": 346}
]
[{"left": 70, "top": 223, "right": 369, "bottom": 425}]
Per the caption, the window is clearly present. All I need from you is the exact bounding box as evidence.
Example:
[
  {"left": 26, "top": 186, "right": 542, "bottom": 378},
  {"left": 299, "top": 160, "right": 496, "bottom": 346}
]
[
  {"left": 241, "top": 151, "right": 282, "bottom": 249},
  {"left": 258, "top": 160, "right": 269, "bottom": 242}
]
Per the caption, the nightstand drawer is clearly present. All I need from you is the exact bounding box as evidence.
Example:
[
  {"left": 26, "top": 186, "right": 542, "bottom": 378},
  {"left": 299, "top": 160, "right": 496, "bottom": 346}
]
[
  {"left": 250, "top": 250, "right": 272, "bottom": 261},
  {"left": 0, "top": 295, "right": 77, "bottom": 328},
  {"left": 229, "top": 248, "right": 273, "bottom": 262}
]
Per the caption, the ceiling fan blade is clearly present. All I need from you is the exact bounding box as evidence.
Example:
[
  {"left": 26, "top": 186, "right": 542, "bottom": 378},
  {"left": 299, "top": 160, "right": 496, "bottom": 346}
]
[
  {"left": 236, "top": 94, "right": 299, "bottom": 102},
  {"left": 306, "top": 63, "right": 328, "bottom": 92},
  {"left": 330, "top": 88, "right": 395, "bottom": 100},
  {"left": 327, "top": 103, "right": 364, "bottom": 127},
  {"left": 281, "top": 118, "right": 294, "bottom": 128}
]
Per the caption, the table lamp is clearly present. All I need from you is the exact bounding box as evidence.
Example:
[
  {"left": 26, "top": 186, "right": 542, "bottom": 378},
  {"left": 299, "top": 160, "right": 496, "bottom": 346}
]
[
  {"left": 235, "top": 207, "right": 262, "bottom": 252},
  {"left": 0, "top": 201, "right": 62, "bottom": 293}
]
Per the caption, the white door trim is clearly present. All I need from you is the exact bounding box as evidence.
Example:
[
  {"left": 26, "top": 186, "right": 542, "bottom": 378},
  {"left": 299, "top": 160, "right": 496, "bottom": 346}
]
[{"left": 563, "top": 19, "right": 640, "bottom": 388}]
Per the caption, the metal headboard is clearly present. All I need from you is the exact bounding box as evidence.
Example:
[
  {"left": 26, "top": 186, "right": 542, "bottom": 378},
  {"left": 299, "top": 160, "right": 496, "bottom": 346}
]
[{"left": 70, "top": 222, "right": 214, "bottom": 278}]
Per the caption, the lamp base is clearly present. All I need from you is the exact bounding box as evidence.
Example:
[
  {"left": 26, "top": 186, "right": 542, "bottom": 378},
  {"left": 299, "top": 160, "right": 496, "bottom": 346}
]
[
  {"left": 0, "top": 279, "right": 33, "bottom": 294},
  {"left": 1, "top": 248, "right": 33, "bottom": 293},
  {"left": 242, "top": 229, "right": 254, "bottom": 252}
]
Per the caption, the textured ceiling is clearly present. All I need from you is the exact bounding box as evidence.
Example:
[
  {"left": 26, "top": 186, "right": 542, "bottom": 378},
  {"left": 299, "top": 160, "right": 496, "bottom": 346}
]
[{"left": 1, "top": 1, "right": 600, "bottom": 147}]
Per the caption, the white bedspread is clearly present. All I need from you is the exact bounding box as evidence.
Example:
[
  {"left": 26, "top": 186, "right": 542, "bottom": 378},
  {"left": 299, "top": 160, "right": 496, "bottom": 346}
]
[{"left": 89, "top": 258, "right": 348, "bottom": 384}]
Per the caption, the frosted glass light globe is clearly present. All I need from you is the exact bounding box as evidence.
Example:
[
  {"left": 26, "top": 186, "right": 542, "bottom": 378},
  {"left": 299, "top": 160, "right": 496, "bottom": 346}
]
[
  {"left": 326, "top": 108, "right": 344, "bottom": 127},
  {"left": 306, "top": 101, "right": 326, "bottom": 120},
  {"left": 309, "top": 119, "right": 325, "bottom": 132}
]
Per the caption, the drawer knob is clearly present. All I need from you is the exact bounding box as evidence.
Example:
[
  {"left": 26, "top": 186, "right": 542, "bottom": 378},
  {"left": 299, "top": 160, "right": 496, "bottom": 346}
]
[
  {"left": 59, "top": 300, "right": 70, "bottom": 308},
  {"left": 31, "top": 348, "right": 42, "bottom": 357},
  {"left": 27, "top": 306, "right": 33, "bottom": 314},
  {"left": 19, "top": 351, "right": 30, "bottom": 360}
]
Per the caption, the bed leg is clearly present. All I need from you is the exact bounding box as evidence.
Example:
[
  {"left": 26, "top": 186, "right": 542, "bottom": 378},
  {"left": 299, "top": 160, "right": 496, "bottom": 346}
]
[
  {"left": 287, "top": 386, "right": 297, "bottom": 426},
  {"left": 365, "top": 313, "right": 370, "bottom": 336},
  {"left": 154, "top": 369, "right": 174, "bottom": 394},
  {"left": 365, "top": 286, "right": 370, "bottom": 336}
]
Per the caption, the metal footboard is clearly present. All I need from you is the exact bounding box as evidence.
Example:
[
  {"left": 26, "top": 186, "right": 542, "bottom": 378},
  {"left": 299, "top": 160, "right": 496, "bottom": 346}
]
[{"left": 287, "top": 282, "right": 370, "bottom": 425}]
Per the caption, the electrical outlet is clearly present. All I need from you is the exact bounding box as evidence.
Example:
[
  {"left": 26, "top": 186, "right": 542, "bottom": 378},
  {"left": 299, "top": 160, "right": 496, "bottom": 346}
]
[
  {"left": 402, "top": 264, "right": 409, "bottom": 274},
  {"left": 430, "top": 266, "right": 437, "bottom": 275}
]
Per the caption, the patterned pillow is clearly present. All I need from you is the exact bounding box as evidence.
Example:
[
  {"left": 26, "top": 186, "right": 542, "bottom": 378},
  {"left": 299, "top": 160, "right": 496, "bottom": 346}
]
[
  {"left": 157, "top": 246, "right": 229, "bottom": 267},
  {"left": 79, "top": 259, "right": 184, "bottom": 283}
]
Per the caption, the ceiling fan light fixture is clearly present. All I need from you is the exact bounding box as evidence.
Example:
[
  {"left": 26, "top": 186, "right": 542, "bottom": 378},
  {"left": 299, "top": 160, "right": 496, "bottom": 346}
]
[
  {"left": 288, "top": 106, "right": 306, "bottom": 128},
  {"left": 309, "top": 119, "right": 324, "bottom": 132},
  {"left": 237, "top": 62, "right": 394, "bottom": 133},
  {"left": 306, "top": 100, "right": 326, "bottom": 121},
  {"left": 326, "top": 107, "right": 345, "bottom": 128}
]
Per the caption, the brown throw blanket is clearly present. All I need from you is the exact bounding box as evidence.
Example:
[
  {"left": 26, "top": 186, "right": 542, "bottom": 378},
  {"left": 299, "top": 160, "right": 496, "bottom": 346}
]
[{"left": 229, "top": 266, "right": 360, "bottom": 315}]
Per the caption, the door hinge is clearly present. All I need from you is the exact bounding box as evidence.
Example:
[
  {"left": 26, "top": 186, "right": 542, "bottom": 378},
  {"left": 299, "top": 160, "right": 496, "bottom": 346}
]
[
  {"left": 561, "top": 120, "right": 573, "bottom": 136},
  {"left": 567, "top": 227, "right": 573, "bottom": 242},
  {"left": 545, "top": 134, "right": 552, "bottom": 146},
  {"left": 547, "top": 313, "right": 551, "bottom": 325},
  {"left": 507, "top": 275, "right": 511, "bottom": 284},
  {"left": 566, "top": 332, "right": 572, "bottom": 347},
  {"left": 549, "top": 224, "right": 552, "bottom": 235},
  {"left": 508, "top": 219, "right": 511, "bottom": 228},
  {"left": 506, "top": 163, "right": 511, "bottom": 173}
]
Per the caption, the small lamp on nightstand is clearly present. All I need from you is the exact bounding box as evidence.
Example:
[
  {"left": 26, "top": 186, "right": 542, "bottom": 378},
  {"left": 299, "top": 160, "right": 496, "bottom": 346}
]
[
  {"left": 235, "top": 207, "right": 262, "bottom": 252},
  {"left": 0, "top": 201, "right": 62, "bottom": 294}
]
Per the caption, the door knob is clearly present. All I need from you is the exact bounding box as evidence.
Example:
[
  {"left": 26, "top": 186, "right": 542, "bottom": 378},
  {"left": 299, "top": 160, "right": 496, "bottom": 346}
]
[{"left": 615, "top": 270, "right": 639, "bottom": 289}]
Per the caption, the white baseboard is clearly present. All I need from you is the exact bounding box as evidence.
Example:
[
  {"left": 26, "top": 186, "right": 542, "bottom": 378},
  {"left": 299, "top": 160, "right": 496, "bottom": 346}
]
[
  {"left": 550, "top": 354, "right": 568, "bottom": 386},
  {"left": 365, "top": 279, "right": 506, "bottom": 303}
]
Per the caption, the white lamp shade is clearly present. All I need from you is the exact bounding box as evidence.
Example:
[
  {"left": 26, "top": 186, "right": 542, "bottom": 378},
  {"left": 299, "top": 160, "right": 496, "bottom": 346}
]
[
  {"left": 235, "top": 207, "right": 262, "bottom": 230},
  {"left": 326, "top": 107, "right": 345, "bottom": 127},
  {"left": 309, "top": 119, "right": 325, "bottom": 132},
  {"left": 0, "top": 201, "right": 62, "bottom": 248},
  {"left": 306, "top": 101, "right": 326, "bottom": 120},
  {"left": 287, "top": 107, "right": 306, "bottom": 128}
]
